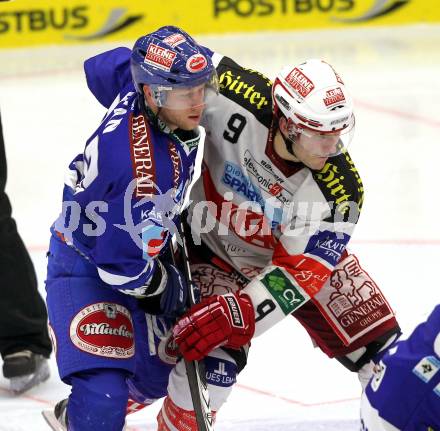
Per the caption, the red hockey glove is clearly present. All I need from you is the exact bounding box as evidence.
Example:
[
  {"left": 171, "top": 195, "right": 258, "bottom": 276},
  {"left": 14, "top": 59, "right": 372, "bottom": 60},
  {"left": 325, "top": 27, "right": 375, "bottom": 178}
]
[{"left": 173, "top": 292, "right": 255, "bottom": 361}]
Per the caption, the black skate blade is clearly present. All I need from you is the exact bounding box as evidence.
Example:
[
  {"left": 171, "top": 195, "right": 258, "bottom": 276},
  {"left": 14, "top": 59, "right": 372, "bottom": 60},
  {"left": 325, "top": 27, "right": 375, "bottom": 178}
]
[{"left": 41, "top": 410, "right": 65, "bottom": 431}]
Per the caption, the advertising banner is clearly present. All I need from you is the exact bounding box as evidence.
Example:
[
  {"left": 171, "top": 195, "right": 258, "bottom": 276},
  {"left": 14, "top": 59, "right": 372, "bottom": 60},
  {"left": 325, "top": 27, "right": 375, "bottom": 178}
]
[{"left": 0, "top": 0, "right": 437, "bottom": 48}]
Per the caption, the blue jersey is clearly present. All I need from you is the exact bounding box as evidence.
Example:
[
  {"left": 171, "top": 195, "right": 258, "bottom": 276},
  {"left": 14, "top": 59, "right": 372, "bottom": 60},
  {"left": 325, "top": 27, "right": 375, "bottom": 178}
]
[
  {"left": 361, "top": 305, "right": 440, "bottom": 430},
  {"left": 53, "top": 47, "right": 200, "bottom": 296}
]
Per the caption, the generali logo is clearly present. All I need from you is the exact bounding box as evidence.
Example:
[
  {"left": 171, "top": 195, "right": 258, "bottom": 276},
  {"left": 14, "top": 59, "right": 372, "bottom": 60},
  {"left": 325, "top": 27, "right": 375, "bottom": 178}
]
[
  {"left": 326, "top": 255, "right": 394, "bottom": 340},
  {"left": 130, "top": 114, "right": 156, "bottom": 198}
]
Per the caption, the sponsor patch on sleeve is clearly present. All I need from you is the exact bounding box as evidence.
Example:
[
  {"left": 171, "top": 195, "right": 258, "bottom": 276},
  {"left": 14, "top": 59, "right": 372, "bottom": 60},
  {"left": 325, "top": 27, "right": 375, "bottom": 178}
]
[
  {"left": 314, "top": 253, "right": 396, "bottom": 346},
  {"left": 204, "top": 357, "right": 237, "bottom": 387},
  {"left": 413, "top": 356, "right": 440, "bottom": 383},
  {"left": 305, "top": 230, "right": 350, "bottom": 266},
  {"left": 260, "top": 268, "right": 306, "bottom": 315}
]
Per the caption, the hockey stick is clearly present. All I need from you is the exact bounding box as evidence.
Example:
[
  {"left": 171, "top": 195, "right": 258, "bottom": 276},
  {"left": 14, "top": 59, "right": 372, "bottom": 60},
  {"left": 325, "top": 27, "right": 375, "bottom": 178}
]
[{"left": 177, "top": 219, "right": 214, "bottom": 431}]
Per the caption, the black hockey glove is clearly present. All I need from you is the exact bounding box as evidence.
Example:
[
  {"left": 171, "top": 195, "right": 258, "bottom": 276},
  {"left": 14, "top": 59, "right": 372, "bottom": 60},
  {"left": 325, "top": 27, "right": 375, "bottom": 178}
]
[{"left": 137, "top": 261, "right": 188, "bottom": 318}]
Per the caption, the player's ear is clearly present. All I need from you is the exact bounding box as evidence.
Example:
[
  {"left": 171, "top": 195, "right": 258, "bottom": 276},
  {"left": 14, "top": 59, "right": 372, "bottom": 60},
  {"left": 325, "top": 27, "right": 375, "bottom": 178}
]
[
  {"left": 278, "top": 116, "right": 289, "bottom": 136},
  {"left": 143, "top": 85, "right": 159, "bottom": 111},
  {"left": 143, "top": 84, "right": 152, "bottom": 101}
]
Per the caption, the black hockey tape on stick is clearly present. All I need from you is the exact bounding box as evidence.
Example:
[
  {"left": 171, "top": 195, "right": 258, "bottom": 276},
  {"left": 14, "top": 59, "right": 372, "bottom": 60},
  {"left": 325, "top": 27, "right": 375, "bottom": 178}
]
[{"left": 177, "top": 219, "right": 214, "bottom": 431}]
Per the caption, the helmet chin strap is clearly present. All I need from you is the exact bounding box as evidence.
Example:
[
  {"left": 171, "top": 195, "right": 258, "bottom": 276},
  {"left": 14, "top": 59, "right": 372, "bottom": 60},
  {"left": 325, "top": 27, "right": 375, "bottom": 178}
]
[
  {"left": 277, "top": 116, "right": 301, "bottom": 161},
  {"left": 282, "top": 129, "right": 300, "bottom": 160},
  {"left": 140, "top": 95, "right": 172, "bottom": 133}
]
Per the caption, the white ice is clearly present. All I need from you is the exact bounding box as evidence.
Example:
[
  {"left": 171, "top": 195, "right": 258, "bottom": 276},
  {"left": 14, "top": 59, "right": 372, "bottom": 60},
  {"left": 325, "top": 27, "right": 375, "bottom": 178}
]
[{"left": 0, "top": 24, "right": 439, "bottom": 430}]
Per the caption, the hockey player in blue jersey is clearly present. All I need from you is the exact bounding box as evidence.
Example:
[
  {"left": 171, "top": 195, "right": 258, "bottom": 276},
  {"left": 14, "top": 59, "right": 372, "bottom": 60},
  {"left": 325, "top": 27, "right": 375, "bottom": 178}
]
[
  {"left": 57, "top": 44, "right": 406, "bottom": 429},
  {"left": 44, "top": 26, "right": 218, "bottom": 431},
  {"left": 361, "top": 305, "right": 440, "bottom": 430}
]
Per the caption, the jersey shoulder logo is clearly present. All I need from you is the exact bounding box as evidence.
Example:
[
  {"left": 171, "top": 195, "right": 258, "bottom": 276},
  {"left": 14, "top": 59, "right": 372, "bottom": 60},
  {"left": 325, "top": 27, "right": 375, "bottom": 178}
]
[
  {"left": 312, "top": 149, "right": 364, "bottom": 221},
  {"left": 217, "top": 56, "right": 273, "bottom": 128}
]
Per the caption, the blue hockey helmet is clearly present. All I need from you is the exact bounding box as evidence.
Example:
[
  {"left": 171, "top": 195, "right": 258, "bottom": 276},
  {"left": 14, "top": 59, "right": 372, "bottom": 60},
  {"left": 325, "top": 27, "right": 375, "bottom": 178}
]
[{"left": 131, "top": 26, "right": 218, "bottom": 109}]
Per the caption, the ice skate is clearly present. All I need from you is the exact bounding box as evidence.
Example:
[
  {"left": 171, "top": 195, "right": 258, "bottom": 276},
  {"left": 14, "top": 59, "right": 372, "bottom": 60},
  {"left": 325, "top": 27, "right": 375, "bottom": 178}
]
[
  {"left": 3, "top": 350, "right": 50, "bottom": 394},
  {"left": 42, "top": 398, "right": 68, "bottom": 431},
  {"left": 42, "top": 398, "right": 128, "bottom": 430}
]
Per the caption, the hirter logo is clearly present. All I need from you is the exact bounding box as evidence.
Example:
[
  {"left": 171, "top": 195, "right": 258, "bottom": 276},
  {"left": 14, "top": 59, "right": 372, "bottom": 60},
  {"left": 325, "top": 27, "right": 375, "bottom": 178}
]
[
  {"left": 186, "top": 54, "right": 207, "bottom": 73},
  {"left": 144, "top": 43, "right": 176, "bottom": 72},
  {"left": 70, "top": 303, "right": 135, "bottom": 359},
  {"left": 285, "top": 68, "right": 315, "bottom": 98},
  {"left": 323, "top": 87, "right": 345, "bottom": 107}
]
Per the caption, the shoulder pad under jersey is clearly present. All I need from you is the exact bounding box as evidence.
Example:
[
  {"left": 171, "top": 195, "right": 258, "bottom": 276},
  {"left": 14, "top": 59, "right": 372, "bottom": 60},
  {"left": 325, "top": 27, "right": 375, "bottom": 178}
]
[{"left": 84, "top": 47, "right": 132, "bottom": 108}]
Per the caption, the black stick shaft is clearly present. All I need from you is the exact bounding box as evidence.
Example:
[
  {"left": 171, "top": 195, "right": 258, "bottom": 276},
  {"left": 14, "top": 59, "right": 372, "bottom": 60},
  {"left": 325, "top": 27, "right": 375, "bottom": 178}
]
[{"left": 178, "top": 220, "right": 214, "bottom": 431}]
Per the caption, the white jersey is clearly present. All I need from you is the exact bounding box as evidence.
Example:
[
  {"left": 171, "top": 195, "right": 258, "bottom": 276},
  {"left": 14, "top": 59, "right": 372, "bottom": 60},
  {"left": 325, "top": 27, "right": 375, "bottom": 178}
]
[{"left": 188, "top": 53, "right": 367, "bottom": 336}]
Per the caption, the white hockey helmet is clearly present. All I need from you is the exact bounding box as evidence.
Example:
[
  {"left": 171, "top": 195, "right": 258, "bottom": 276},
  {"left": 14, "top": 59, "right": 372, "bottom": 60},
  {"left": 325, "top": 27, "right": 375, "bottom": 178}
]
[{"left": 272, "top": 59, "right": 355, "bottom": 157}]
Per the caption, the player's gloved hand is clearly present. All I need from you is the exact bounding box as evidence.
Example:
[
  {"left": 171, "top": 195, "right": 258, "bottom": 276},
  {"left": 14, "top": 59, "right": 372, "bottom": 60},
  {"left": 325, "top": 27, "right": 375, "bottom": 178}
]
[
  {"left": 173, "top": 292, "right": 255, "bottom": 361},
  {"left": 137, "top": 261, "right": 187, "bottom": 318}
]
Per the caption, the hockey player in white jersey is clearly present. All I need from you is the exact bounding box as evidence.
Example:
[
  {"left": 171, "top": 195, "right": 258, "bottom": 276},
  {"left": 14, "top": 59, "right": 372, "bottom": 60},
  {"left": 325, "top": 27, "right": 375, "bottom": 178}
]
[
  {"left": 166, "top": 55, "right": 402, "bottom": 428},
  {"left": 75, "top": 47, "right": 403, "bottom": 429},
  {"left": 361, "top": 305, "right": 440, "bottom": 430}
]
